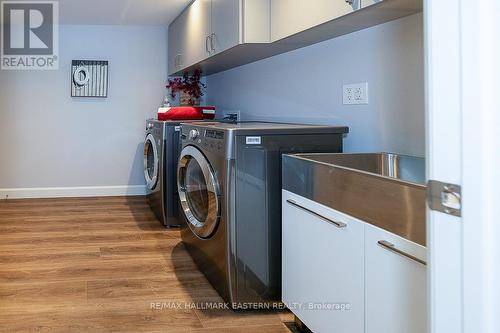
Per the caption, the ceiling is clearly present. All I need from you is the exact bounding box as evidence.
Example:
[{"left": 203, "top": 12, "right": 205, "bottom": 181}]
[{"left": 57, "top": 0, "right": 191, "bottom": 26}]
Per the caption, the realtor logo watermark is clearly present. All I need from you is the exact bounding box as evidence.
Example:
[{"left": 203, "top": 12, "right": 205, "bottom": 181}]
[{"left": 1, "top": 1, "right": 58, "bottom": 70}]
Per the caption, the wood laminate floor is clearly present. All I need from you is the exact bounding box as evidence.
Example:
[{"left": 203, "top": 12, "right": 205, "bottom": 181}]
[{"left": 0, "top": 196, "right": 296, "bottom": 333}]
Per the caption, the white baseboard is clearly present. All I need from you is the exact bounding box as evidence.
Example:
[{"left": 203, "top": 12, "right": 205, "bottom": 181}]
[{"left": 0, "top": 185, "right": 147, "bottom": 199}]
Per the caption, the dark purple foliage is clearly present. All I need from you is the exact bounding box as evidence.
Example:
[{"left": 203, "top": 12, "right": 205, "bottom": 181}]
[{"left": 166, "top": 69, "right": 207, "bottom": 105}]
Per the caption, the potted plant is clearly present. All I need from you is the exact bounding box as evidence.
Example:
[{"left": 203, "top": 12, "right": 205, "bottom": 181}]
[{"left": 166, "top": 69, "right": 206, "bottom": 106}]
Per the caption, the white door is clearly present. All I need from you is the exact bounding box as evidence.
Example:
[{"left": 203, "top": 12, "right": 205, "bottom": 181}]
[
  {"left": 282, "top": 191, "right": 364, "bottom": 333},
  {"left": 425, "top": 0, "right": 500, "bottom": 332},
  {"left": 210, "top": 0, "right": 240, "bottom": 55},
  {"left": 365, "top": 224, "right": 427, "bottom": 333},
  {"left": 271, "top": 0, "right": 359, "bottom": 42},
  {"left": 184, "top": 0, "right": 212, "bottom": 68},
  {"left": 168, "top": 10, "right": 187, "bottom": 74}
]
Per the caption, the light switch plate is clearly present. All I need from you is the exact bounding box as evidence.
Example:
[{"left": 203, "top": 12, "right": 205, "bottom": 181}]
[{"left": 343, "top": 82, "right": 369, "bottom": 105}]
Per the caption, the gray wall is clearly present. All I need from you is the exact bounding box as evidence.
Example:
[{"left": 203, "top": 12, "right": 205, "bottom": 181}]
[
  {"left": 0, "top": 14, "right": 423, "bottom": 196},
  {"left": 207, "top": 13, "right": 424, "bottom": 157},
  {"left": 0, "top": 25, "right": 167, "bottom": 191}
]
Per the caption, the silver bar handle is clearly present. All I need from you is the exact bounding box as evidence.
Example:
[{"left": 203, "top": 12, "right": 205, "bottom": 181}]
[
  {"left": 286, "top": 199, "right": 347, "bottom": 228},
  {"left": 377, "top": 240, "right": 427, "bottom": 266},
  {"left": 210, "top": 33, "right": 216, "bottom": 53},
  {"left": 206, "top": 36, "right": 211, "bottom": 54},
  {"left": 176, "top": 54, "right": 182, "bottom": 69}
]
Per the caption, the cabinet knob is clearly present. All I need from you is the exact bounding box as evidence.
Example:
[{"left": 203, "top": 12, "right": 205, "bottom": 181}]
[{"left": 345, "top": 0, "right": 354, "bottom": 4}]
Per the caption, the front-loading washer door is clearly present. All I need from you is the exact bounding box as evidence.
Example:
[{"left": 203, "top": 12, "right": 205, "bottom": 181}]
[
  {"left": 178, "top": 146, "right": 220, "bottom": 239},
  {"left": 144, "top": 134, "right": 159, "bottom": 190}
]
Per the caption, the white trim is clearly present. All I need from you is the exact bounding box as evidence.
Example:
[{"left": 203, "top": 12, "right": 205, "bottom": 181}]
[
  {"left": 426, "top": 0, "right": 500, "bottom": 332},
  {"left": 461, "top": 0, "right": 500, "bottom": 332},
  {"left": 425, "top": 0, "right": 463, "bottom": 332},
  {"left": 0, "top": 185, "right": 147, "bottom": 199}
]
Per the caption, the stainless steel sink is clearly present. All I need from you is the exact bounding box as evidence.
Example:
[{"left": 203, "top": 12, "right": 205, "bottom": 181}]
[
  {"left": 282, "top": 153, "right": 427, "bottom": 246},
  {"left": 296, "top": 153, "right": 426, "bottom": 185}
]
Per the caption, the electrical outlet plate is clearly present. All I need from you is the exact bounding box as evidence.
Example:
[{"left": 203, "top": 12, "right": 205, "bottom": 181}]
[
  {"left": 223, "top": 110, "right": 241, "bottom": 121},
  {"left": 343, "top": 82, "right": 369, "bottom": 105}
]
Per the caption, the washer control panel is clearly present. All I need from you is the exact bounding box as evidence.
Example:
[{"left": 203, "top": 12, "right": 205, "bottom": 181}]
[
  {"left": 202, "top": 130, "right": 225, "bottom": 153},
  {"left": 146, "top": 121, "right": 162, "bottom": 137},
  {"left": 204, "top": 130, "right": 224, "bottom": 140},
  {"left": 182, "top": 126, "right": 226, "bottom": 154}
]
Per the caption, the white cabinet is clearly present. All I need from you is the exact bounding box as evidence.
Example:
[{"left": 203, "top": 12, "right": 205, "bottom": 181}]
[
  {"left": 168, "top": 0, "right": 211, "bottom": 75},
  {"left": 184, "top": 0, "right": 212, "bottom": 69},
  {"left": 282, "top": 190, "right": 428, "bottom": 333},
  {"left": 168, "top": 0, "right": 270, "bottom": 75},
  {"left": 271, "top": 0, "right": 360, "bottom": 42},
  {"left": 211, "top": 0, "right": 240, "bottom": 55},
  {"left": 364, "top": 224, "right": 428, "bottom": 333},
  {"left": 282, "top": 190, "right": 365, "bottom": 333},
  {"left": 169, "top": 0, "right": 421, "bottom": 75},
  {"left": 168, "top": 10, "right": 186, "bottom": 75}
]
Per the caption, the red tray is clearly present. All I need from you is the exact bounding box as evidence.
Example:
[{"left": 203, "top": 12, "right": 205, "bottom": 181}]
[{"left": 157, "top": 106, "right": 216, "bottom": 121}]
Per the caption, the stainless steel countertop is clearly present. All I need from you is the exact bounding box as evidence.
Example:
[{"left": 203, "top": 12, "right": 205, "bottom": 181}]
[
  {"left": 282, "top": 153, "right": 427, "bottom": 246},
  {"left": 180, "top": 121, "right": 349, "bottom": 135}
]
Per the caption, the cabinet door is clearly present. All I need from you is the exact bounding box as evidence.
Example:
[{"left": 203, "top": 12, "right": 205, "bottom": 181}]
[
  {"left": 365, "top": 224, "right": 428, "bottom": 333},
  {"left": 184, "top": 0, "right": 212, "bottom": 68},
  {"left": 168, "top": 10, "right": 186, "bottom": 75},
  {"left": 271, "top": 0, "right": 360, "bottom": 42},
  {"left": 282, "top": 190, "right": 364, "bottom": 333},
  {"left": 361, "top": 0, "right": 383, "bottom": 8},
  {"left": 211, "top": 0, "right": 240, "bottom": 55}
]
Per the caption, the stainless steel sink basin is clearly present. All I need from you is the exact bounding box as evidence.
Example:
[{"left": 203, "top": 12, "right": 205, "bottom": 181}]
[
  {"left": 282, "top": 153, "right": 427, "bottom": 246},
  {"left": 296, "top": 153, "right": 426, "bottom": 185}
]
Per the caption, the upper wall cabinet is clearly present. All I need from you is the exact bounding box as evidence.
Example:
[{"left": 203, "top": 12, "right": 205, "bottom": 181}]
[
  {"left": 168, "top": 7, "right": 186, "bottom": 74},
  {"left": 271, "top": 0, "right": 360, "bottom": 42},
  {"left": 168, "top": 0, "right": 211, "bottom": 75},
  {"left": 169, "top": 0, "right": 271, "bottom": 75},
  {"left": 169, "top": 0, "right": 422, "bottom": 76},
  {"left": 211, "top": 0, "right": 240, "bottom": 55},
  {"left": 185, "top": 0, "right": 212, "bottom": 70}
]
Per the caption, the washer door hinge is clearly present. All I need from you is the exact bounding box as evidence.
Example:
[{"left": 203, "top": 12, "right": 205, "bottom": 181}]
[{"left": 427, "top": 180, "right": 462, "bottom": 217}]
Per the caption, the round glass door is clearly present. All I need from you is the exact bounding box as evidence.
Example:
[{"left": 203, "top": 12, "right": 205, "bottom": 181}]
[
  {"left": 178, "top": 146, "right": 220, "bottom": 238},
  {"left": 144, "top": 134, "right": 159, "bottom": 190}
]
